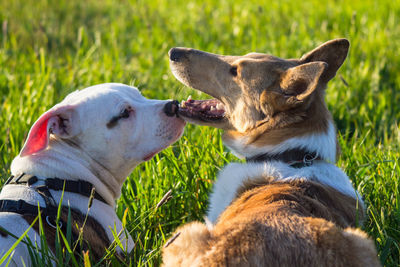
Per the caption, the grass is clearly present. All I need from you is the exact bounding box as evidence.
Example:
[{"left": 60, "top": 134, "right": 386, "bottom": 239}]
[{"left": 0, "top": 0, "right": 399, "bottom": 265}]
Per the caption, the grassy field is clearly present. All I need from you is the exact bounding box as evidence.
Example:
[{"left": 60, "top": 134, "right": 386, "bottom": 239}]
[{"left": 0, "top": 0, "right": 399, "bottom": 265}]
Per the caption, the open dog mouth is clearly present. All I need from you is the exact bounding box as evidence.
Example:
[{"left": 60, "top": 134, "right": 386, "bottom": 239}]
[{"left": 178, "top": 96, "right": 226, "bottom": 122}]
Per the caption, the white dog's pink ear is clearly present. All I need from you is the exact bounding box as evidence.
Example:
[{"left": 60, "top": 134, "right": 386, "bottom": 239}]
[{"left": 20, "top": 106, "right": 78, "bottom": 157}]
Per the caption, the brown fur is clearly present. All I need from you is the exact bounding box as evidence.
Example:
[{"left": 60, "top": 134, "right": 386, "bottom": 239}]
[
  {"left": 23, "top": 206, "right": 110, "bottom": 260},
  {"left": 164, "top": 40, "right": 380, "bottom": 266},
  {"left": 229, "top": 179, "right": 362, "bottom": 229},
  {"left": 163, "top": 180, "right": 379, "bottom": 267},
  {"left": 170, "top": 40, "right": 347, "bottom": 149}
]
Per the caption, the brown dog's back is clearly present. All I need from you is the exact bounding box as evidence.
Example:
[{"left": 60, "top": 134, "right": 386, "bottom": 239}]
[{"left": 163, "top": 179, "right": 380, "bottom": 267}]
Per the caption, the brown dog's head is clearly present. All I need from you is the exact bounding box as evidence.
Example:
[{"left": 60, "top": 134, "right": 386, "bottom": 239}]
[{"left": 170, "top": 39, "right": 349, "bottom": 160}]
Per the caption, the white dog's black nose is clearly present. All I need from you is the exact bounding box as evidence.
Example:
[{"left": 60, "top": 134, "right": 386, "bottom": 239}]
[
  {"left": 169, "top": 48, "right": 185, "bottom": 62},
  {"left": 163, "top": 100, "right": 179, "bottom": 117}
]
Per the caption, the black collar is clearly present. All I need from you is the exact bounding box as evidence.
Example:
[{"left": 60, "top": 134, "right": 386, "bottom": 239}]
[
  {"left": 246, "top": 148, "right": 321, "bottom": 168},
  {"left": 4, "top": 173, "right": 107, "bottom": 204}
]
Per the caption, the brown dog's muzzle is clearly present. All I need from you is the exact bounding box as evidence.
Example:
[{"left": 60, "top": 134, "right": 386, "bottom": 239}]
[
  {"left": 169, "top": 48, "right": 186, "bottom": 62},
  {"left": 168, "top": 47, "right": 231, "bottom": 129}
]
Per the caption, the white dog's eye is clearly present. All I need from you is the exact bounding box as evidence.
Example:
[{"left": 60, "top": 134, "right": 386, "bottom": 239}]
[
  {"left": 107, "top": 107, "right": 132, "bottom": 129},
  {"left": 120, "top": 108, "right": 130, "bottom": 118}
]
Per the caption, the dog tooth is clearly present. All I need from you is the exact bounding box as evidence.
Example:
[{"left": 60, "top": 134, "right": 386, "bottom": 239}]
[
  {"left": 216, "top": 103, "right": 223, "bottom": 110},
  {"left": 181, "top": 100, "right": 186, "bottom": 108},
  {"left": 210, "top": 106, "right": 216, "bottom": 111}
]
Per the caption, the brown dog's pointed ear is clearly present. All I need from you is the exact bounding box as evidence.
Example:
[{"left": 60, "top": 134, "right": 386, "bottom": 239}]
[
  {"left": 300, "top": 38, "right": 349, "bottom": 82},
  {"left": 280, "top": 61, "right": 328, "bottom": 102},
  {"left": 260, "top": 62, "right": 327, "bottom": 115}
]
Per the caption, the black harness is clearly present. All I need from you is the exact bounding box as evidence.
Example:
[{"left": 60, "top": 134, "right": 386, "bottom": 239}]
[
  {"left": 0, "top": 173, "right": 107, "bottom": 229},
  {"left": 246, "top": 148, "right": 321, "bottom": 168}
]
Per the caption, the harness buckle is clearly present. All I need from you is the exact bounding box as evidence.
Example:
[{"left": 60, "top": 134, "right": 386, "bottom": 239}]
[
  {"left": 46, "top": 216, "right": 63, "bottom": 229},
  {"left": 303, "top": 153, "right": 318, "bottom": 166},
  {"left": 26, "top": 176, "right": 38, "bottom": 186}
]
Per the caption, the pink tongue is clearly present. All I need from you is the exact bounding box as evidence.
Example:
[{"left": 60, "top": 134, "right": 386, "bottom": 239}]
[
  {"left": 185, "top": 99, "right": 224, "bottom": 112},
  {"left": 209, "top": 109, "right": 225, "bottom": 115}
]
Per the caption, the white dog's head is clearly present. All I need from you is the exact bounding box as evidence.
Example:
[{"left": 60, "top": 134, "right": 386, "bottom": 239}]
[{"left": 13, "top": 83, "right": 185, "bottom": 187}]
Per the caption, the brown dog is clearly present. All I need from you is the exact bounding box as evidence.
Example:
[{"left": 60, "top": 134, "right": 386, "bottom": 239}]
[{"left": 162, "top": 39, "right": 380, "bottom": 267}]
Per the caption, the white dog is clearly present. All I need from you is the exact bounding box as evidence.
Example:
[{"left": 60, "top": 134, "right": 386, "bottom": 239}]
[{"left": 0, "top": 83, "right": 185, "bottom": 265}]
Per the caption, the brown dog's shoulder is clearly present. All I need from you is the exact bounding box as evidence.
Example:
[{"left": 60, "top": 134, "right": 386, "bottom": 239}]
[
  {"left": 342, "top": 228, "right": 381, "bottom": 267},
  {"left": 306, "top": 218, "right": 381, "bottom": 267},
  {"left": 162, "top": 221, "right": 212, "bottom": 267}
]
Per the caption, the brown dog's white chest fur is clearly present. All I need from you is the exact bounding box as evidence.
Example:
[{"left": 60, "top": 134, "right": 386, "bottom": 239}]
[{"left": 163, "top": 40, "right": 380, "bottom": 266}]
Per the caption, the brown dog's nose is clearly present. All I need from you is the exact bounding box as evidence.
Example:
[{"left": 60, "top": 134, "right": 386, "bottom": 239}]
[
  {"left": 169, "top": 48, "right": 185, "bottom": 62},
  {"left": 163, "top": 100, "right": 179, "bottom": 117}
]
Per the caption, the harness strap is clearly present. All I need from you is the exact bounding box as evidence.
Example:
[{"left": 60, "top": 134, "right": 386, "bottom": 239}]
[
  {"left": 3, "top": 175, "right": 63, "bottom": 227},
  {"left": 5, "top": 174, "right": 107, "bottom": 204},
  {"left": 0, "top": 174, "right": 105, "bottom": 252},
  {"left": 0, "top": 199, "right": 81, "bottom": 252},
  {"left": 246, "top": 148, "right": 322, "bottom": 168},
  {"left": 0, "top": 199, "right": 45, "bottom": 216},
  {"left": 35, "top": 185, "right": 58, "bottom": 217}
]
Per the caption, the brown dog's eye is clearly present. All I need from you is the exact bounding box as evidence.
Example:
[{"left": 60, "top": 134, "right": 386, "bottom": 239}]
[{"left": 230, "top": 67, "right": 238, "bottom": 76}]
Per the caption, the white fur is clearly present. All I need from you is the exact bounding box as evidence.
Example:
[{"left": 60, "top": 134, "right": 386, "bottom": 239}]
[
  {"left": 0, "top": 83, "right": 185, "bottom": 266},
  {"left": 207, "top": 161, "right": 363, "bottom": 223},
  {"left": 208, "top": 121, "right": 362, "bottom": 223},
  {"left": 225, "top": 121, "right": 337, "bottom": 163}
]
